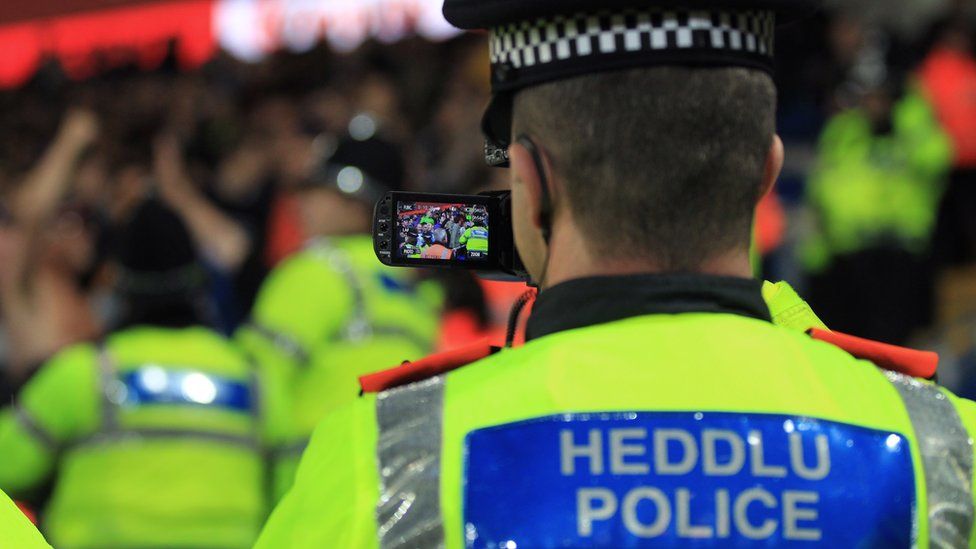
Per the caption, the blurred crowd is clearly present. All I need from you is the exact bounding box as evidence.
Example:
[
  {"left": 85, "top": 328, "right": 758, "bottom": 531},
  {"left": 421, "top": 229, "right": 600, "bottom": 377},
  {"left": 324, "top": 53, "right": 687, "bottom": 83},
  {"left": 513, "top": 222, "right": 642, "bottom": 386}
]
[
  {"left": 0, "top": 0, "right": 975, "bottom": 543},
  {"left": 4, "top": 6, "right": 974, "bottom": 388},
  {"left": 0, "top": 35, "right": 501, "bottom": 394}
]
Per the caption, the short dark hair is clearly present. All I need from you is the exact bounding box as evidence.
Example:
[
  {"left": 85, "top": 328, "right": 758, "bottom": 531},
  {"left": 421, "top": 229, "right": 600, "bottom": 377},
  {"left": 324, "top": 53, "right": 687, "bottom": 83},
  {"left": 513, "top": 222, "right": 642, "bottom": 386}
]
[{"left": 513, "top": 67, "right": 776, "bottom": 271}]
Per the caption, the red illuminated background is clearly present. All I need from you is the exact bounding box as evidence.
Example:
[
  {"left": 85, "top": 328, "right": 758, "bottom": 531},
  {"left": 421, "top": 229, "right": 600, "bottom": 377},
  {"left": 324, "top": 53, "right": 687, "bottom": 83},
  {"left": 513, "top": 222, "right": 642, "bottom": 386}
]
[
  {"left": 0, "top": 0, "right": 214, "bottom": 87},
  {"left": 0, "top": 0, "right": 455, "bottom": 88}
]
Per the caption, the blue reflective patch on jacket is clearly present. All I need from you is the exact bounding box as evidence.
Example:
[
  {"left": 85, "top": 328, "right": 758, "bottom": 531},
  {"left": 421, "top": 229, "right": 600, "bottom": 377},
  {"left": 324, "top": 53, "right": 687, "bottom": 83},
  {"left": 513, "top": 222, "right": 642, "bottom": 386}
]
[
  {"left": 464, "top": 412, "right": 914, "bottom": 548},
  {"left": 378, "top": 273, "right": 414, "bottom": 294},
  {"left": 119, "top": 367, "right": 254, "bottom": 413}
]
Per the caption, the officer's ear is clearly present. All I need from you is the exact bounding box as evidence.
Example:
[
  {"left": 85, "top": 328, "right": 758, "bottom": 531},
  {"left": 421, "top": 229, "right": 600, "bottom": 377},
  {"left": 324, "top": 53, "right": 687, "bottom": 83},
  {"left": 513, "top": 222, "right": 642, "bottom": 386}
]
[
  {"left": 759, "top": 134, "right": 785, "bottom": 201},
  {"left": 508, "top": 141, "right": 549, "bottom": 231}
]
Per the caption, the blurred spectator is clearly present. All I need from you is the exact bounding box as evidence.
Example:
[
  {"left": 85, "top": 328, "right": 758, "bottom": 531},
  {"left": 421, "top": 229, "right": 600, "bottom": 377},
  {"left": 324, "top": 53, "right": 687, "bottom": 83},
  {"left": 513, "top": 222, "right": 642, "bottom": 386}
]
[
  {"left": 916, "top": 13, "right": 976, "bottom": 395},
  {"left": 0, "top": 110, "right": 102, "bottom": 389},
  {"left": 417, "top": 40, "right": 493, "bottom": 193},
  {"left": 801, "top": 69, "right": 952, "bottom": 344},
  {"left": 153, "top": 133, "right": 264, "bottom": 331},
  {"left": 924, "top": 16, "right": 976, "bottom": 266}
]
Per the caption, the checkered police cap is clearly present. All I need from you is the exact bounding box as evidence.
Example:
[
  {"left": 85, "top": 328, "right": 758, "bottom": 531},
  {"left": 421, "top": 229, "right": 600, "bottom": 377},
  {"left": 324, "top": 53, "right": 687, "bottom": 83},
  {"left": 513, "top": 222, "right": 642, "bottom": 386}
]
[{"left": 442, "top": 0, "right": 819, "bottom": 166}]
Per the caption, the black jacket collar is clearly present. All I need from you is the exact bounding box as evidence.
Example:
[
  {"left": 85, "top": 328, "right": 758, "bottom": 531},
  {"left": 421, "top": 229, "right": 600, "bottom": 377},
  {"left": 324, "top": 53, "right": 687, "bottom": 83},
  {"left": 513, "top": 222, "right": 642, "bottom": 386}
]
[{"left": 525, "top": 274, "right": 771, "bottom": 342}]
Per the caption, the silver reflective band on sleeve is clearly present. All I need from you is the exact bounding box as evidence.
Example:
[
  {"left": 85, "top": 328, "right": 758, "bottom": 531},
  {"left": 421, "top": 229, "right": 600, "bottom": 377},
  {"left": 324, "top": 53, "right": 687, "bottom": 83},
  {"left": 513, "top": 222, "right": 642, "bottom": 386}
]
[
  {"left": 98, "top": 344, "right": 122, "bottom": 431},
  {"left": 886, "top": 371, "right": 975, "bottom": 547},
  {"left": 309, "top": 240, "right": 434, "bottom": 352},
  {"left": 375, "top": 376, "right": 446, "bottom": 549},
  {"left": 332, "top": 325, "right": 433, "bottom": 354},
  {"left": 247, "top": 321, "right": 311, "bottom": 364},
  {"left": 68, "top": 428, "right": 260, "bottom": 452},
  {"left": 13, "top": 404, "right": 59, "bottom": 453},
  {"left": 310, "top": 240, "right": 373, "bottom": 344}
]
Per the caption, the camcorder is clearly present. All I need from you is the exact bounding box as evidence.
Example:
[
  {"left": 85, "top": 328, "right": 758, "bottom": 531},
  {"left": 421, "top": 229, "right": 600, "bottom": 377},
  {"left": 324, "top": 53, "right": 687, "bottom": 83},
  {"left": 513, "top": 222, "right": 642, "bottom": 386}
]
[{"left": 373, "top": 191, "right": 528, "bottom": 281}]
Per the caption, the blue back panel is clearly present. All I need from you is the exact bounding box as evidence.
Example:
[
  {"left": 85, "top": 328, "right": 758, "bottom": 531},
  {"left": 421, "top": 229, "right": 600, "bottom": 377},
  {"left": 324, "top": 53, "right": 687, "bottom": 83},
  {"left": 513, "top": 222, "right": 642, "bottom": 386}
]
[{"left": 464, "top": 412, "right": 914, "bottom": 548}]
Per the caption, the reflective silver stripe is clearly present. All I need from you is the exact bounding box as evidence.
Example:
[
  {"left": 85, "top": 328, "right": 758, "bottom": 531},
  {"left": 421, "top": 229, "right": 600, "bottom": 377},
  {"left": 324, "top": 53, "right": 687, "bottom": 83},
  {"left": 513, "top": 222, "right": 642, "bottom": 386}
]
[
  {"left": 331, "top": 324, "right": 432, "bottom": 353},
  {"left": 97, "top": 344, "right": 123, "bottom": 431},
  {"left": 247, "top": 366, "right": 263, "bottom": 442},
  {"left": 13, "top": 403, "right": 59, "bottom": 452},
  {"left": 375, "top": 376, "right": 446, "bottom": 549},
  {"left": 247, "top": 321, "right": 311, "bottom": 364},
  {"left": 69, "top": 428, "right": 261, "bottom": 451},
  {"left": 886, "top": 371, "right": 975, "bottom": 547},
  {"left": 308, "top": 239, "right": 373, "bottom": 343},
  {"left": 308, "top": 240, "right": 434, "bottom": 351}
]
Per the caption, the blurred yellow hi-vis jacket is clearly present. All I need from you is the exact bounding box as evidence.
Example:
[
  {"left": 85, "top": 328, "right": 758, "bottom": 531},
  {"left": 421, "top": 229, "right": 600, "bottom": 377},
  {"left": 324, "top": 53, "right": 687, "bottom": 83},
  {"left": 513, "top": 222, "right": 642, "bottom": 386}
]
[
  {"left": 257, "top": 276, "right": 976, "bottom": 549},
  {"left": 237, "top": 235, "right": 442, "bottom": 500},
  {"left": 0, "top": 326, "right": 274, "bottom": 549},
  {"left": 0, "top": 489, "right": 49, "bottom": 548}
]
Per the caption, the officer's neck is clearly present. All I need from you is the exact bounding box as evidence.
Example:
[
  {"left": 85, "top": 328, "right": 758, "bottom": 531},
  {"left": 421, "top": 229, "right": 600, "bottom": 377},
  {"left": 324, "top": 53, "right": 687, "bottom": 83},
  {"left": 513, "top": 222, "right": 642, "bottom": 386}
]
[{"left": 543, "top": 229, "right": 753, "bottom": 290}]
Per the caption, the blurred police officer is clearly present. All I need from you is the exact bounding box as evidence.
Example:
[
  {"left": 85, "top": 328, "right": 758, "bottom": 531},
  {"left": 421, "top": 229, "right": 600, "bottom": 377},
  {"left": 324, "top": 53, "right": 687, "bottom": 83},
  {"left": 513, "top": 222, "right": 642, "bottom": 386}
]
[
  {"left": 257, "top": 1, "right": 976, "bottom": 547},
  {"left": 237, "top": 134, "right": 442, "bottom": 500},
  {"left": 458, "top": 211, "right": 489, "bottom": 259},
  {"left": 0, "top": 199, "right": 272, "bottom": 548}
]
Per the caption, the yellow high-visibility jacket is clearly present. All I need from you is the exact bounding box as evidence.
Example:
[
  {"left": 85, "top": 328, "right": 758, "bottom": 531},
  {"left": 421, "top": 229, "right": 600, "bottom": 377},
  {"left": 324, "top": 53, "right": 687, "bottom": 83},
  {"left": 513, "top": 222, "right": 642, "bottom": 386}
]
[{"left": 258, "top": 275, "right": 976, "bottom": 548}]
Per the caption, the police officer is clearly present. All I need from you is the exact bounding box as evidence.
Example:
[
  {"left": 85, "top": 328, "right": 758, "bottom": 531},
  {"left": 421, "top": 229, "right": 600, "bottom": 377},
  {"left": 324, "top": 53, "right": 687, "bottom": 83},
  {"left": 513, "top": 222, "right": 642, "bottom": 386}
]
[
  {"left": 801, "top": 74, "right": 952, "bottom": 344},
  {"left": 237, "top": 135, "right": 442, "bottom": 500},
  {"left": 0, "top": 199, "right": 273, "bottom": 548},
  {"left": 0, "top": 489, "right": 50, "bottom": 548},
  {"left": 257, "top": 1, "right": 976, "bottom": 547},
  {"left": 458, "top": 212, "right": 489, "bottom": 259}
]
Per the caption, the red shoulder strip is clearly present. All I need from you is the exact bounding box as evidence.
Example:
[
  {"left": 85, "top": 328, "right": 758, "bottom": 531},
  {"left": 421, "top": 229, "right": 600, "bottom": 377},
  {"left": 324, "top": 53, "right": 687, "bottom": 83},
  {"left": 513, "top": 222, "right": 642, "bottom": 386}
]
[
  {"left": 359, "top": 339, "right": 495, "bottom": 394},
  {"left": 809, "top": 328, "right": 938, "bottom": 379},
  {"left": 15, "top": 502, "right": 36, "bottom": 525}
]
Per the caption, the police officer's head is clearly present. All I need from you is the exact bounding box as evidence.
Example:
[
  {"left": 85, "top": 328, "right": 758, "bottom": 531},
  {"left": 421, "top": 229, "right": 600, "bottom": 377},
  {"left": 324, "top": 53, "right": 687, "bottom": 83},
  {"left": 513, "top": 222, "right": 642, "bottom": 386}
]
[
  {"left": 444, "top": 0, "right": 815, "bottom": 286},
  {"left": 299, "top": 128, "right": 406, "bottom": 238},
  {"left": 114, "top": 198, "right": 210, "bottom": 330}
]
